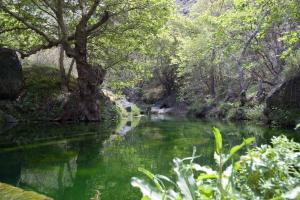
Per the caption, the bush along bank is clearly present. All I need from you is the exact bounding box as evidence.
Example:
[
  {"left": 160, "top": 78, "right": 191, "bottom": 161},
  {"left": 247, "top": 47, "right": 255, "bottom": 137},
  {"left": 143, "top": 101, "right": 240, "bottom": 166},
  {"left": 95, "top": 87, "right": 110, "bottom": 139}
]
[
  {"left": 0, "top": 66, "right": 139, "bottom": 124},
  {"left": 187, "top": 98, "right": 266, "bottom": 123},
  {"left": 185, "top": 74, "right": 300, "bottom": 128}
]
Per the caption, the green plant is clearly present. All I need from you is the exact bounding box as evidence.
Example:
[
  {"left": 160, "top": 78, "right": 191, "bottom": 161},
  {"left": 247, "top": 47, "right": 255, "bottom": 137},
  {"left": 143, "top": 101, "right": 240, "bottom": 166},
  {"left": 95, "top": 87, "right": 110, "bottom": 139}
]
[
  {"left": 131, "top": 104, "right": 141, "bottom": 117},
  {"left": 132, "top": 128, "right": 300, "bottom": 200},
  {"left": 235, "top": 136, "right": 300, "bottom": 199},
  {"left": 244, "top": 105, "right": 264, "bottom": 121},
  {"left": 131, "top": 128, "right": 255, "bottom": 199}
]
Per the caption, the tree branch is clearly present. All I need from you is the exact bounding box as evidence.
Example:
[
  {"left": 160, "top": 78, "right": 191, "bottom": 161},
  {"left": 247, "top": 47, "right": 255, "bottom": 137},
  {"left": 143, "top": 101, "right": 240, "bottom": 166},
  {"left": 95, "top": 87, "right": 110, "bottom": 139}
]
[
  {"left": 0, "top": 2, "right": 53, "bottom": 43},
  {"left": 55, "top": 0, "right": 75, "bottom": 57},
  {"left": 85, "top": 0, "right": 101, "bottom": 21},
  {"left": 87, "top": 11, "right": 110, "bottom": 34}
]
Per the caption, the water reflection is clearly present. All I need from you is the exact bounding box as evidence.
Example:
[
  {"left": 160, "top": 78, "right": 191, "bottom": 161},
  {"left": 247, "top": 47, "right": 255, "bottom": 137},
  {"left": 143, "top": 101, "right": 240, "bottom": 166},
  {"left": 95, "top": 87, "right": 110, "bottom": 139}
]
[{"left": 0, "top": 117, "right": 298, "bottom": 200}]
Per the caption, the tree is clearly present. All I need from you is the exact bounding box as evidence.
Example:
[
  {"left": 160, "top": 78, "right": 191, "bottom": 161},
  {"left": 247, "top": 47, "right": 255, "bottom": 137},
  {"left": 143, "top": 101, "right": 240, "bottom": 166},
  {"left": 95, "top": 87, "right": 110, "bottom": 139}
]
[
  {"left": 173, "top": 0, "right": 300, "bottom": 105},
  {"left": 0, "top": 0, "right": 172, "bottom": 121}
]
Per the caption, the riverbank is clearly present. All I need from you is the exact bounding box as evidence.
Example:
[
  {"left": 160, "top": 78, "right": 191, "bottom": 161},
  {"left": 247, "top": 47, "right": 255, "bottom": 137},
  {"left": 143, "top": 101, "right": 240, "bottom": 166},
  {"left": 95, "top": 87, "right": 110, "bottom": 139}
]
[{"left": 0, "top": 66, "right": 140, "bottom": 126}]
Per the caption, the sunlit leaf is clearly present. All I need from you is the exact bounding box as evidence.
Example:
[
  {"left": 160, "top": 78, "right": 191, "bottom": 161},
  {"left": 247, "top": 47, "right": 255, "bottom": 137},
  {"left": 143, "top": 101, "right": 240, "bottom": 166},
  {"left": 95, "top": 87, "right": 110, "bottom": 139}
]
[{"left": 213, "top": 127, "right": 222, "bottom": 155}]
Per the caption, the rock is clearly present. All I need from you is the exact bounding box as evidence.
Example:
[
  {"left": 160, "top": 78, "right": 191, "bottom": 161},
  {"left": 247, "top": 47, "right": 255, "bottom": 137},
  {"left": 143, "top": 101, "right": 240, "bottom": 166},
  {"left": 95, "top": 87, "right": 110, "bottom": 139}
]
[
  {"left": 265, "top": 75, "right": 300, "bottom": 127},
  {"left": 119, "top": 99, "right": 132, "bottom": 112},
  {"left": 0, "top": 182, "right": 53, "bottom": 200},
  {"left": 0, "top": 48, "right": 23, "bottom": 100},
  {"left": 151, "top": 106, "right": 174, "bottom": 114}
]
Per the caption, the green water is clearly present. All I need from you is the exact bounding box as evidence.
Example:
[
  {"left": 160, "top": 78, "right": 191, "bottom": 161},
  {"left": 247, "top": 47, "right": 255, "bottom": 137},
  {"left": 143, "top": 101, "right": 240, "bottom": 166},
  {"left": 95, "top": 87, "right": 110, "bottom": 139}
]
[{"left": 0, "top": 117, "right": 298, "bottom": 200}]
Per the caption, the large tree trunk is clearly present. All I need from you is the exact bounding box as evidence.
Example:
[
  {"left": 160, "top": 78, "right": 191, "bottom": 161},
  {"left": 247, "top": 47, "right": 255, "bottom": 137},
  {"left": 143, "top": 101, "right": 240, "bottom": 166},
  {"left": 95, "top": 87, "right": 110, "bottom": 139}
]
[
  {"left": 76, "top": 62, "right": 102, "bottom": 121},
  {"left": 74, "top": 20, "right": 102, "bottom": 121},
  {"left": 60, "top": 19, "right": 106, "bottom": 121}
]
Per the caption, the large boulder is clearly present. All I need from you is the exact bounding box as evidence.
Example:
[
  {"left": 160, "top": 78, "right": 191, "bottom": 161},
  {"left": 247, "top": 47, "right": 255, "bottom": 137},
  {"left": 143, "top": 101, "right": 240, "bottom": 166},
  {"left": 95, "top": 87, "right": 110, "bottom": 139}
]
[
  {"left": 0, "top": 48, "right": 23, "bottom": 100},
  {"left": 265, "top": 75, "right": 300, "bottom": 127}
]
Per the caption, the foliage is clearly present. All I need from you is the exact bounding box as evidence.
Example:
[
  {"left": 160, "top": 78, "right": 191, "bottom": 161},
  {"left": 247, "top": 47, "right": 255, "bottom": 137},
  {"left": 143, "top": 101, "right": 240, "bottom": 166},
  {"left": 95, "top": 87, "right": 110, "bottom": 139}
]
[
  {"left": 136, "top": 0, "right": 300, "bottom": 115},
  {"left": 235, "top": 135, "right": 300, "bottom": 199},
  {"left": 244, "top": 105, "right": 264, "bottom": 121},
  {"left": 131, "top": 104, "right": 141, "bottom": 117},
  {"left": 132, "top": 128, "right": 300, "bottom": 200},
  {"left": 0, "top": 66, "right": 122, "bottom": 122},
  {"left": 0, "top": 0, "right": 175, "bottom": 97}
]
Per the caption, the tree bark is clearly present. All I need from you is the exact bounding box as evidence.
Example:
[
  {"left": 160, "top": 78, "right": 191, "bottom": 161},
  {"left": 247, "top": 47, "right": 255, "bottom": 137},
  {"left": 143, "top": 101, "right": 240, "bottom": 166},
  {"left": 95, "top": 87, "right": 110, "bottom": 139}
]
[
  {"left": 71, "top": 18, "right": 106, "bottom": 121},
  {"left": 58, "top": 45, "right": 68, "bottom": 92},
  {"left": 65, "top": 58, "right": 75, "bottom": 90},
  {"left": 209, "top": 48, "right": 216, "bottom": 97}
]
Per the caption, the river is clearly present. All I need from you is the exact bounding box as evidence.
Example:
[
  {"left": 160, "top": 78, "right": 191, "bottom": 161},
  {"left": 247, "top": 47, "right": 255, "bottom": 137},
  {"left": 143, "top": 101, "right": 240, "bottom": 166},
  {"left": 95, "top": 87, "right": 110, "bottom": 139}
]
[{"left": 0, "top": 116, "right": 298, "bottom": 200}]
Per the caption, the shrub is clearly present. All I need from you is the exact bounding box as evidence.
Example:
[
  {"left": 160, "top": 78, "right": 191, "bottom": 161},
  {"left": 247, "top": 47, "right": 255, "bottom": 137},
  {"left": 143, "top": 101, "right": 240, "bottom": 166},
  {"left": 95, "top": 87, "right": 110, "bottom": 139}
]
[
  {"left": 226, "top": 107, "right": 247, "bottom": 121},
  {"left": 132, "top": 128, "right": 300, "bottom": 200},
  {"left": 131, "top": 104, "right": 141, "bottom": 117},
  {"left": 235, "top": 136, "right": 300, "bottom": 199},
  {"left": 244, "top": 104, "right": 264, "bottom": 121}
]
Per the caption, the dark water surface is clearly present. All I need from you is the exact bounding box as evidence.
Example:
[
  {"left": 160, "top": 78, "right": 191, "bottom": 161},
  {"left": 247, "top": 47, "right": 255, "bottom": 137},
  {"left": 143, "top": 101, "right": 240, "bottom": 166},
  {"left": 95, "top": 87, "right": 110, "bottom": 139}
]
[{"left": 0, "top": 116, "right": 299, "bottom": 200}]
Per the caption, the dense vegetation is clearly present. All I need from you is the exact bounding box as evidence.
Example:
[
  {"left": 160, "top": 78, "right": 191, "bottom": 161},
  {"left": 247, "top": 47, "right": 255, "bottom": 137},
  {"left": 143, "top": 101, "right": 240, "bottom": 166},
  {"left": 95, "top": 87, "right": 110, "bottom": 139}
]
[
  {"left": 0, "top": 0, "right": 172, "bottom": 121},
  {"left": 0, "top": 0, "right": 299, "bottom": 125},
  {"left": 0, "top": 1, "right": 299, "bottom": 199},
  {"left": 129, "top": 0, "right": 300, "bottom": 126},
  {"left": 132, "top": 128, "right": 300, "bottom": 199}
]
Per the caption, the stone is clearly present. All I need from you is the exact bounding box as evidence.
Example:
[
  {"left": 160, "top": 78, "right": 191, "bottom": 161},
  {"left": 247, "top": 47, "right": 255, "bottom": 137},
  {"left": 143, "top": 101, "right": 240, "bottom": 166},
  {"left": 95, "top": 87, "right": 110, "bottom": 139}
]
[
  {"left": 265, "top": 75, "right": 300, "bottom": 127},
  {"left": 0, "top": 48, "right": 23, "bottom": 100},
  {"left": 0, "top": 182, "right": 53, "bottom": 200}
]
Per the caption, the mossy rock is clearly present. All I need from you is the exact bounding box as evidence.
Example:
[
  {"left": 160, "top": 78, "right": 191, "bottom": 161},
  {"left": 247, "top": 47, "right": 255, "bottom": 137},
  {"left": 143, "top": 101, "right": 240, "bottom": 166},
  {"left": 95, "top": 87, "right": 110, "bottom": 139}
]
[
  {"left": 0, "top": 66, "right": 70, "bottom": 121},
  {"left": 265, "top": 75, "right": 300, "bottom": 127},
  {"left": 0, "top": 182, "right": 52, "bottom": 200},
  {"left": 0, "top": 48, "right": 24, "bottom": 100}
]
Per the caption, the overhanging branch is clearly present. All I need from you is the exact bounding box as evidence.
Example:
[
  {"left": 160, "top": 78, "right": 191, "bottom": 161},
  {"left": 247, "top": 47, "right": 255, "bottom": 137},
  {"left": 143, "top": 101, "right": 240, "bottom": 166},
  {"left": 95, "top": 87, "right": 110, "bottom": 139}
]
[{"left": 0, "top": 2, "right": 53, "bottom": 43}]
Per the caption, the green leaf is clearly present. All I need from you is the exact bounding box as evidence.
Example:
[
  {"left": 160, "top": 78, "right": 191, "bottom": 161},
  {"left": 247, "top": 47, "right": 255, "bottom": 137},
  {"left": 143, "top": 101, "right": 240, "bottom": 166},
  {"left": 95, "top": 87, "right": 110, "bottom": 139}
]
[
  {"left": 197, "top": 173, "right": 218, "bottom": 180},
  {"left": 213, "top": 127, "right": 222, "bottom": 155},
  {"left": 198, "top": 185, "right": 213, "bottom": 197},
  {"left": 142, "top": 196, "right": 151, "bottom": 200},
  {"left": 138, "top": 168, "right": 163, "bottom": 191},
  {"left": 228, "top": 137, "right": 255, "bottom": 160}
]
